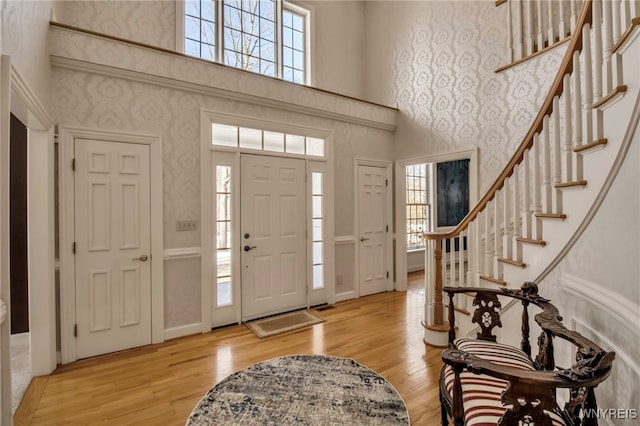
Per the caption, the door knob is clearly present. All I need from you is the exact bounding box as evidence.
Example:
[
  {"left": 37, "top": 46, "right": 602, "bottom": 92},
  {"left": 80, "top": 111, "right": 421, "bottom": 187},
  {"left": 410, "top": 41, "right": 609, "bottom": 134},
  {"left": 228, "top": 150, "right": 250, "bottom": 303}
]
[
  {"left": 360, "top": 237, "right": 369, "bottom": 242},
  {"left": 244, "top": 245, "right": 257, "bottom": 252},
  {"left": 133, "top": 254, "right": 149, "bottom": 261}
]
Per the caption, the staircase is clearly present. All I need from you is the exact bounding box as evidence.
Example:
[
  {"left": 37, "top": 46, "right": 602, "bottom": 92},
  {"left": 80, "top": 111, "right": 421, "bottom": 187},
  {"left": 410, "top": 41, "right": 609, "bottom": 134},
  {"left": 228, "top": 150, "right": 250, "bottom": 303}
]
[{"left": 423, "top": 0, "right": 640, "bottom": 346}]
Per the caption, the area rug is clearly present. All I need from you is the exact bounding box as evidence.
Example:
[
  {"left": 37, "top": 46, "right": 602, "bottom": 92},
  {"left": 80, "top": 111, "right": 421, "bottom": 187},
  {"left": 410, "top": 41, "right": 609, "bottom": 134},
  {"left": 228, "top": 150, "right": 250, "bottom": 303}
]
[
  {"left": 186, "top": 355, "right": 410, "bottom": 425},
  {"left": 245, "top": 310, "right": 325, "bottom": 338}
]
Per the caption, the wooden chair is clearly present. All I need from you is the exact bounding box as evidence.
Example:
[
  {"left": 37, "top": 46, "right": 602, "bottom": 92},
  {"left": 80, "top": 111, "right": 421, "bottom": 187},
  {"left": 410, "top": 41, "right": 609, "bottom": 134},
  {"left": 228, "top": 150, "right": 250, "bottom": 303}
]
[{"left": 439, "top": 282, "right": 615, "bottom": 426}]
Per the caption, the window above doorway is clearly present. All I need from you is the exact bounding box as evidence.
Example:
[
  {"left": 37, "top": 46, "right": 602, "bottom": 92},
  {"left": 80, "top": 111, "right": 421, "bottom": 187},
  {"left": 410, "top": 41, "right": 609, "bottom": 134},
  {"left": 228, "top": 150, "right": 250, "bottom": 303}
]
[{"left": 179, "top": 0, "right": 310, "bottom": 85}]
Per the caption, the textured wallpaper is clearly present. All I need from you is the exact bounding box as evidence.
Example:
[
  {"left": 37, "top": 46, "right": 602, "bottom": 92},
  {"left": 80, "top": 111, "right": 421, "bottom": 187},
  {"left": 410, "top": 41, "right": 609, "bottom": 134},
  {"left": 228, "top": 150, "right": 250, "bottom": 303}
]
[
  {"left": 59, "top": 0, "right": 176, "bottom": 50},
  {"left": 363, "top": 0, "right": 566, "bottom": 193}
]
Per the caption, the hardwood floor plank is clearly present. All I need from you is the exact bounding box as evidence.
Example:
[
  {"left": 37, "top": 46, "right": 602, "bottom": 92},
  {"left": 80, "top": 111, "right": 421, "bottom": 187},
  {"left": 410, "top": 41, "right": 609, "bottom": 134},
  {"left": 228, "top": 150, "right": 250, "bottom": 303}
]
[{"left": 16, "top": 272, "right": 444, "bottom": 426}]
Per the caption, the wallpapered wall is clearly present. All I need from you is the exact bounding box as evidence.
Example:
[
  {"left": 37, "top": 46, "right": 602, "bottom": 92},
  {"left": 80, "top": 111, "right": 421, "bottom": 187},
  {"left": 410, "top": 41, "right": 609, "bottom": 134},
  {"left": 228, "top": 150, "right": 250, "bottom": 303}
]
[
  {"left": 1, "top": 0, "right": 63, "bottom": 110},
  {"left": 51, "top": 67, "right": 394, "bottom": 327},
  {"left": 58, "top": 0, "right": 368, "bottom": 99},
  {"left": 363, "top": 0, "right": 566, "bottom": 193}
]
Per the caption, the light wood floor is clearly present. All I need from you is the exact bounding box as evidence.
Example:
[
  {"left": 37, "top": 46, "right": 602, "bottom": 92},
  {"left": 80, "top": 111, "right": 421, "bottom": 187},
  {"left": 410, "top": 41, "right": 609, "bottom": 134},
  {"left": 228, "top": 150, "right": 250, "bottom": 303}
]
[{"left": 15, "top": 272, "right": 444, "bottom": 425}]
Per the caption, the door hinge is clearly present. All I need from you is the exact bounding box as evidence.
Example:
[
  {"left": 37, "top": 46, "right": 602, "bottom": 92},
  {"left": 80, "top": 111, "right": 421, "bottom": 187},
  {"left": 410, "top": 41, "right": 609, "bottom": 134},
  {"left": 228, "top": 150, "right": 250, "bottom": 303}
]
[
  {"left": 72, "top": 241, "right": 76, "bottom": 254},
  {"left": 386, "top": 271, "right": 389, "bottom": 279},
  {"left": 72, "top": 158, "right": 76, "bottom": 171},
  {"left": 386, "top": 225, "right": 389, "bottom": 232},
  {"left": 385, "top": 179, "right": 388, "bottom": 187},
  {"left": 74, "top": 324, "right": 77, "bottom": 338}
]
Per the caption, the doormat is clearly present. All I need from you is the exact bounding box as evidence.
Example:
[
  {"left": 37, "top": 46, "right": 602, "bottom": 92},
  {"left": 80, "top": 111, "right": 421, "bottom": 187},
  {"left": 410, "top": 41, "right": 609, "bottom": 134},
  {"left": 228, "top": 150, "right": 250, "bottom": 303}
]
[{"left": 245, "top": 310, "right": 325, "bottom": 338}]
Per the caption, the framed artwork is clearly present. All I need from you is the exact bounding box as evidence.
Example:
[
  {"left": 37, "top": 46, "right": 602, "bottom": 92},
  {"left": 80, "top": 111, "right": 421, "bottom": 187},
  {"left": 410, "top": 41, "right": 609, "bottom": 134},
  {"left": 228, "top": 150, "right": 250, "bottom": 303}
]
[{"left": 436, "top": 159, "right": 470, "bottom": 228}]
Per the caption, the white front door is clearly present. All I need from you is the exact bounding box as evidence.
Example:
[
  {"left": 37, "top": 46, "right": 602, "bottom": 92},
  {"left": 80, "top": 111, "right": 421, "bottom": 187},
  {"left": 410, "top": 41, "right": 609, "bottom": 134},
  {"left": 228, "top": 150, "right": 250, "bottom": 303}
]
[
  {"left": 241, "top": 155, "right": 307, "bottom": 321},
  {"left": 74, "top": 139, "right": 151, "bottom": 359},
  {"left": 358, "top": 165, "right": 389, "bottom": 296}
]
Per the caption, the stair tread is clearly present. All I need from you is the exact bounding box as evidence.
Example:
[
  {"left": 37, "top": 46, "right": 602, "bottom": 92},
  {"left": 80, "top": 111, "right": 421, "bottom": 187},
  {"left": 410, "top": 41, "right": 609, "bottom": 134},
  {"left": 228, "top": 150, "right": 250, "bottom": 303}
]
[
  {"left": 497, "top": 257, "right": 527, "bottom": 268},
  {"left": 555, "top": 180, "right": 587, "bottom": 189},
  {"left": 516, "top": 237, "right": 547, "bottom": 246},
  {"left": 479, "top": 274, "right": 507, "bottom": 286},
  {"left": 535, "top": 213, "right": 567, "bottom": 219}
]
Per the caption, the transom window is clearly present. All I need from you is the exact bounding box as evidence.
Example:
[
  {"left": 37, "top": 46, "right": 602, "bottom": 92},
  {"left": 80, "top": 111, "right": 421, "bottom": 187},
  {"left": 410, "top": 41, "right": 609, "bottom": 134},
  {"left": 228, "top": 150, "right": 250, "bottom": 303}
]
[
  {"left": 183, "top": 0, "right": 309, "bottom": 84},
  {"left": 212, "top": 123, "right": 324, "bottom": 156}
]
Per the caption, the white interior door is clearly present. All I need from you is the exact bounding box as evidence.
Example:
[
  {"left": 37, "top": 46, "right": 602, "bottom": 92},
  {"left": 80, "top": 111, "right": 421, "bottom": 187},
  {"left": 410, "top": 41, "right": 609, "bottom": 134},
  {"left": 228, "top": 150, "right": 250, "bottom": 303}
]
[
  {"left": 241, "top": 155, "right": 307, "bottom": 321},
  {"left": 358, "top": 165, "right": 388, "bottom": 296},
  {"left": 74, "top": 138, "right": 151, "bottom": 359}
]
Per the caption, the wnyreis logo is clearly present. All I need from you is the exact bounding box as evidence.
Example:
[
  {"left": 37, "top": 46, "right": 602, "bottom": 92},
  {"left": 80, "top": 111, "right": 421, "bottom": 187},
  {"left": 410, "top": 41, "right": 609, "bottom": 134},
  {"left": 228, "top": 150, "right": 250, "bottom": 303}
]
[{"left": 582, "top": 408, "right": 638, "bottom": 420}]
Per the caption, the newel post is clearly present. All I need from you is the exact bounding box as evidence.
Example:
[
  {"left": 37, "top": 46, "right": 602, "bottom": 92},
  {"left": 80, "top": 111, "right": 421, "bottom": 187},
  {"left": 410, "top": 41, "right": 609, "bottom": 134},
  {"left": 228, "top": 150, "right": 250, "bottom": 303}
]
[
  {"left": 423, "top": 236, "right": 449, "bottom": 347},
  {"left": 434, "top": 238, "right": 444, "bottom": 326}
]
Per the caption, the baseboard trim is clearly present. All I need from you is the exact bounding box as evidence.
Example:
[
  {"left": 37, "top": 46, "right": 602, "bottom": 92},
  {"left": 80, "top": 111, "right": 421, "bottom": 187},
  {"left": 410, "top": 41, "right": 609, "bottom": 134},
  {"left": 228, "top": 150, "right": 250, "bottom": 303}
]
[
  {"left": 335, "top": 291, "right": 355, "bottom": 302},
  {"left": 164, "top": 322, "right": 203, "bottom": 340}
]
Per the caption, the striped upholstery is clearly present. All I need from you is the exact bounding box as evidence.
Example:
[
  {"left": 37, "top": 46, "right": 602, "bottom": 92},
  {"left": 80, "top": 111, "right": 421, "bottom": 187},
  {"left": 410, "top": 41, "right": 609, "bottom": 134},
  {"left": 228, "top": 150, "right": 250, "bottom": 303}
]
[{"left": 444, "top": 338, "right": 566, "bottom": 426}]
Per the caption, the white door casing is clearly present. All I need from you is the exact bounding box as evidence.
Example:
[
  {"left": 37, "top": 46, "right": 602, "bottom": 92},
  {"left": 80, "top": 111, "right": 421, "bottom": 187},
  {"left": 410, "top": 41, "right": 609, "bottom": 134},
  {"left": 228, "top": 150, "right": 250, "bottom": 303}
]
[
  {"left": 241, "top": 154, "right": 307, "bottom": 320},
  {"left": 356, "top": 163, "right": 391, "bottom": 297},
  {"left": 74, "top": 139, "right": 152, "bottom": 359}
]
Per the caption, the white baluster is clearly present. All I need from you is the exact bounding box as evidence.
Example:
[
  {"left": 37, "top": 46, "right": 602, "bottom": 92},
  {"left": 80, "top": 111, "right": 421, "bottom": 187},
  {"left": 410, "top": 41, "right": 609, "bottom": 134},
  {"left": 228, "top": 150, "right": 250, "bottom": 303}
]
[
  {"left": 593, "top": 0, "right": 603, "bottom": 102},
  {"left": 570, "top": 0, "right": 578, "bottom": 32},
  {"left": 553, "top": 95, "right": 564, "bottom": 213},
  {"left": 425, "top": 239, "right": 434, "bottom": 324},
  {"left": 522, "top": 149, "right": 533, "bottom": 239},
  {"left": 563, "top": 73, "right": 574, "bottom": 182},
  {"left": 508, "top": 0, "right": 514, "bottom": 62},
  {"left": 484, "top": 202, "right": 494, "bottom": 277},
  {"left": 513, "top": 165, "right": 522, "bottom": 261},
  {"left": 542, "top": 115, "right": 553, "bottom": 214},
  {"left": 582, "top": 23, "right": 594, "bottom": 148},
  {"left": 537, "top": 0, "right": 545, "bottom": 50},
  {"left": 448, "top": 237, "right": 455, "bottom": 288},
  {"left": 603, "top": 0, "right": 614, "bottom": 94},
  {"left": 629, "top": 0, "right": 639, "bottom": 22},
  {"left": 459, "top": 231, "right": 466, "bottom": 309},
  {"left": 503, "top": 176, "right": 513, "bottom": 261},
  {"left": 547, "top": 0, "right": 555, "bottom": 45},
  {"left": 470, "top": 219, "right": 481, "bottom": 287},
  {"left": 494, "top": 189, "right": 503, "bottom": 275},
  {"left": 572, "top": 50, "right": 584, "bottom": 181},
  {"left": 532, "top": 134, "right": 543, "bottom": 240},
  {"left": 527, "top": 0, "right": 535, "bottom": 55},
  {"left": 516, "top": 0, "right": 524, "bottom": 60},
  {"left": 559, "top": 0, "right": 568, "bottom": 38},
  {"left": 613, "top": 0, "right": 622, "bottom": 44}
]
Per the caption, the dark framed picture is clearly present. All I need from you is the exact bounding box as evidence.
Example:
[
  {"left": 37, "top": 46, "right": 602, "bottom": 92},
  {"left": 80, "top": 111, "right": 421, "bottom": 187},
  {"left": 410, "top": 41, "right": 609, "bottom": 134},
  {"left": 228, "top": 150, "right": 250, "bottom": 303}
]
[{"left": 436, "top": 159, "right": 470, "bottom": 228}]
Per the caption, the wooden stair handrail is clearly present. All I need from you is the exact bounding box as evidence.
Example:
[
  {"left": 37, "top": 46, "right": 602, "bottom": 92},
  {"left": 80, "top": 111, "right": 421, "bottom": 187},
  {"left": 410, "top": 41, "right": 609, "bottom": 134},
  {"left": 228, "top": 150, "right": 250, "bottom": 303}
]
[{"left": 425, "top": 0, "right": 593, "bottom": 242}]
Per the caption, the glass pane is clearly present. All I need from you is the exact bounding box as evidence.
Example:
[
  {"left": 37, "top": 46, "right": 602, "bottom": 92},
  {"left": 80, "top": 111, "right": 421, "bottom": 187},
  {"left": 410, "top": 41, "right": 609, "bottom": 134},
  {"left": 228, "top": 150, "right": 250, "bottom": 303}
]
[
  {"left": 294, "top": 70, "right": 304, "bottom": 84},
  {"left": 260, "top": 39, "right": 275, "bottom": 62},
  {"left": 283, "top": 27, "right": 292, "bottom": 47},
  {"left": 312, "top": 218, "right": 322, "bottom": 241},
  {"left": 293, "top": 30, "right": 304, "bottom": 51},
  {"left": 260, "top": 0, "right": 275, "bottom": 20},
  {"left": 239, "top": 127, "right": 262, "bottom": 149},
  {"left": 312, "top": 195, "right": 322, "bottom": 217},
  {"left": 286, "top": 134, "right": 304, "bottom": 154},
  {"left": 294, "top": 49, "right": 304, "bottom": 70},
  {"left": 216, "top": 166, "right": 231, "bottom": 192},
  {"left": 217, "top": 249, "right": 231, "bottom": 276},
  {"left": 263, "top": 131, "right": 284, "bottom": 152},
  {"left": 201, "top": 20, "right": 215, "bottom": 45},
  {"left": 216, "top": 221, "right": 231, "bottom": 248},
  {"left": 283, "top": 47, "right": 293, "bottom": 67},
  {"left": 283, "top": 10, "right": 293, "bottom": 28},
  {"left": 283, "top": 67, "right": 293, "bottom": 82},
  {"left": 311, "top": 172, "right": 322, "bottom": 195},
  {"left": 185, "top": 0, "right": 200, "bottom": 17},
  {"left": 313, "top": 241, "right": 323, "bottom": 264},
  {"left": 307, "top": 138, "right": 324, "bottom": 157},
  {"left": 216, "top": 277, "right": 232, "bottom": 306},
  {"left": 260, "top": 18, "right": 275, "bottom": 41},
  {"left": 292, "top": 14, "right": 304, "bottom": 31},
  {"left": 212, "top": 124, "right": 238, "bottom": 147},
  {"left": 202, "top": 0, "right": 215, "bottom": 19},
  {"left": 201, "top": 43, "right": 215, "bottom": 60},
  {"left": 185, "top": 38, "right": 201, "bottom": 57},
  {"left": 185, "top": 16, "right": 200, "bottom": 39},
  {"left": 216, "top": 194, "right": 231, "bottom": 220},
  {"left": 312, "top": 264, "right": 324, "bottom": 289}
]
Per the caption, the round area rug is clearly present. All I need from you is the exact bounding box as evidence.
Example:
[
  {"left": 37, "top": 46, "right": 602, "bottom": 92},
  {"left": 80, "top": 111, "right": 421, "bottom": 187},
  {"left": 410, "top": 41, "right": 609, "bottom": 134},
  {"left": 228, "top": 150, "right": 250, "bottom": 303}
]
[{"left": 186, "top": 354, "right": 410, "bottom": 425}]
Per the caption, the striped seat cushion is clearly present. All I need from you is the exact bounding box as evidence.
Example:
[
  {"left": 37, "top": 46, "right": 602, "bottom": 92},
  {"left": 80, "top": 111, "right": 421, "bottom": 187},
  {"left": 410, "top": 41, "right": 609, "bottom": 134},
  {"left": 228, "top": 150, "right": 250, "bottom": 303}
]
[{"left": 444, "top": 339, "right": 566, "bottom": 426}]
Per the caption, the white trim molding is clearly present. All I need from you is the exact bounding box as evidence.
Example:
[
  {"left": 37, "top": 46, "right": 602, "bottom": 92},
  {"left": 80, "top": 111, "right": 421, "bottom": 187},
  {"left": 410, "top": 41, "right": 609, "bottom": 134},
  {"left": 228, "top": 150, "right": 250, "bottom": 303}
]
[
  {"left": 560, "top": 273, "right": 640, "bottom": 337},
  {"left": 164, "top": 322, "right": 203, "bottom": 341},
  {"left": 164, "top": 247, "right": 202, "bottom": 260},
  {"left": 334, "top": 235, "right": 355, "bottom": 245},
  {"left": 58, "top": 126, "right": 164, "bottom": 364}
]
